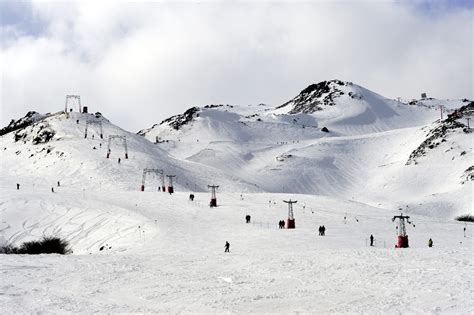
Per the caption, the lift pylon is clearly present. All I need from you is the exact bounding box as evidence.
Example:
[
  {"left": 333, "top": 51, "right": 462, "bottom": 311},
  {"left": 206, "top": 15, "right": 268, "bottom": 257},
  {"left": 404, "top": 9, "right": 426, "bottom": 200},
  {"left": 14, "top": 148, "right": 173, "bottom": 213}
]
[
  {"left": 106, "top": 135, "right": 128, "bottom": 159},
  {"left": 166, "top": 175, "right": 176, "bottom": 194},
  {"left": 392, "top": 213, "right": 411, "bottom": 248},
  {"left": 161, "top": 172, "right": 166, "bottom": 192},
  {"left": 208, "top": 185, "right": 219, "bottom": 207},
  {"left": 283, "top": 199, "right": 297, "bottom": 229},
  {"left": 65, "top": 95, "right": 82, "bottom": 113},
  {"left": 84, "top": 119, "right": 103, "bottom": 139},
  {"left": 141, "top": 168, "right": 163, "bottom": 191}
]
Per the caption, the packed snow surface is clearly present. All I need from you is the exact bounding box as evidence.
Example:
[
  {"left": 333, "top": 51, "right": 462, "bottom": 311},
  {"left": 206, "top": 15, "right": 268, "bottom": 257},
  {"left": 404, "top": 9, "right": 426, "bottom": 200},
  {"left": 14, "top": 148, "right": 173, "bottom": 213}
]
[
  {"left": 0, "top": 81, "right": 473, "bottom": 313},
  {"left": 1, "top": 189, "right": 473, "bottom": 313}
]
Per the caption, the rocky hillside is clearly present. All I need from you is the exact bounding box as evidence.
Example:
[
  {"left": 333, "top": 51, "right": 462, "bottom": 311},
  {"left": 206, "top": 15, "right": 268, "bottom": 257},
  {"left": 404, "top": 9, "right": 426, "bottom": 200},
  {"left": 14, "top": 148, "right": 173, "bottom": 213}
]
[
  {"left": 406, "top": 102, "right": 473, "bottom": 165},
  {"left": 0, "top": 111, "right": 45, "bottom": 136},
  {"left": 275, "top": 80, "right": 361, "bottom": 114}
]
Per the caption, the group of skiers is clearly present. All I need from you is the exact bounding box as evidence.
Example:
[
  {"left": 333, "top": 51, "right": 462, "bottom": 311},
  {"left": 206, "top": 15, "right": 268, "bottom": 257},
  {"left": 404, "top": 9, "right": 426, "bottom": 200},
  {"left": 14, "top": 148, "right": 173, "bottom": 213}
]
[
  {"left": 278, "top": 220, "right": 285, "bottom": 229},
  {"left": 318, "top": 225, "right": 326, "bottom": 236}
]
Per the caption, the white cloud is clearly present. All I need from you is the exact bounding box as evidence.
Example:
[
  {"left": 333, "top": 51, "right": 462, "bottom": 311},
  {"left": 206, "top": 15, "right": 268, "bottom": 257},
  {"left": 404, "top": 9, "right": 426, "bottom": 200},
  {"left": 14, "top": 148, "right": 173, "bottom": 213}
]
[{"left": 1, "top": 0, "right": 472, "bottom": 131}]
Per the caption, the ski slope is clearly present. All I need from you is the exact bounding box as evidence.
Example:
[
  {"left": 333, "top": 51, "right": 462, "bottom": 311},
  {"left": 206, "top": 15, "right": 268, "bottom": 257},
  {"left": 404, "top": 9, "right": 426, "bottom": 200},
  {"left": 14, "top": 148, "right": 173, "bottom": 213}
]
[
  {"left": 0, "top": 81, "right": 472, "bottom": 313},
  {"left": 0, "top": 189, "right": 473, "bottom": 313}
]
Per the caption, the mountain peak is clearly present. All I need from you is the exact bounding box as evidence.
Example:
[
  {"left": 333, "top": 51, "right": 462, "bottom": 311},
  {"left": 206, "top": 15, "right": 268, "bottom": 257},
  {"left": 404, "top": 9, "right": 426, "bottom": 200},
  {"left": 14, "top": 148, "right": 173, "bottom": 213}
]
[{"left": 276, "top": 80, "right": 364, "bottom": 114}]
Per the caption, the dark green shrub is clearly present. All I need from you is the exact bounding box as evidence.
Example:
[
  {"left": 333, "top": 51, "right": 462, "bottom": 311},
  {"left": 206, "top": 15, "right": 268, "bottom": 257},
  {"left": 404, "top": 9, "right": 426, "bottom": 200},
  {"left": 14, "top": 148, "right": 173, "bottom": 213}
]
[
  {"left": 456, "top": 214, "right": 474, "bottom": 222},
  {"left": 1, "top": 236, "right": 71, "bottom": 255}
]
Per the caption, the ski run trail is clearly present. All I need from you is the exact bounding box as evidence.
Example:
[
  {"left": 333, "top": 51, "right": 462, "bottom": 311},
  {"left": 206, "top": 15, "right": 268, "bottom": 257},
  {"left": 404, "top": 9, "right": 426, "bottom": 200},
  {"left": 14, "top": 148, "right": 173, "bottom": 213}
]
[{"left": 0, "top": 81, "right": 473, "bottom": 313}]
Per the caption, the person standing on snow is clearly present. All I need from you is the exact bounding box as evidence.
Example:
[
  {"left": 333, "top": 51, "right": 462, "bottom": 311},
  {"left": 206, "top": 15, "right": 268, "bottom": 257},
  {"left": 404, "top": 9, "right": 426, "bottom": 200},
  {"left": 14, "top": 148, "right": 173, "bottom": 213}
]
[
  {"left": 428, "top": 238, "right": 433, "bottom": 247},
  {"left": 16, "top": 183, "right": 20, "bottom": 190},
  {"left": 224, "top": 241, "right": 230, "bottom": 253},
  {"left": 370, "top": 234, "right": 374, "bottom": 246}
]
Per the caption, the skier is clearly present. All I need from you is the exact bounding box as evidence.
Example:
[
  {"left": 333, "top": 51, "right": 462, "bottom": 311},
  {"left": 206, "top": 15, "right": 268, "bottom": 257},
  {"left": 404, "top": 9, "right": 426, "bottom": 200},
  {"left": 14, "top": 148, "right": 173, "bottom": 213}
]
[
  {"left": 57, "top": 181, "right": 60, "bottom": 187},
  {"left": 92, "top": 134, "right": 94, "bottom": 140},
  {"left": 16, "top": 183, "right": 20, "bottom": 190},
  {"left": 224, "top": 241, "right": 230, "bottom": 253},
  {"left": 189, "top": 194, "right": 195, "bottom": 201},
  {"left": 322, "top": 225, "right": 326, "bottom": 236},
  {"left": 428, "top": 238, "right": 433, "bottom": 248},
  {"left": 118, "top": 158, "right": 121, "bottom": 164},
  {"left": 370, "top": 234, "right": 374, "bottom": 247},
  {"left": 99, "top": 143, "right": 102, "bottom": 148},
  {"left": 246, "top": 215, "right": 251, "bottom": 224},
  {"left": 51, "top": 187, "right": 55, "bottom": 193}
]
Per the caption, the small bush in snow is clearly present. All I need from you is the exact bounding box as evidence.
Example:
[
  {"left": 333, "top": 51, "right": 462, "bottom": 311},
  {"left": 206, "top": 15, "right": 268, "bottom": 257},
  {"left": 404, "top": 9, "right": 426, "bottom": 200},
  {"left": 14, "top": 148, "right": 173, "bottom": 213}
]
[
  {"left": 1, "top": 236, "right": 71, "bottom": 255},
  {"left": 0, "top": 244, "right": 18, "bottom": 254},
  {"left": 455, "top": 214, "right": 474, "bottom": 222}
]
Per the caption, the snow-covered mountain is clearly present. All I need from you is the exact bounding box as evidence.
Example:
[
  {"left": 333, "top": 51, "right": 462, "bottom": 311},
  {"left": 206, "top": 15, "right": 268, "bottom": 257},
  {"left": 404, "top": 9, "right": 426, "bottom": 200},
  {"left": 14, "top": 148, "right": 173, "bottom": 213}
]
[
  {"left": 0, "top": 110, "right": 259, "bottom": 252},
  {"left": 1, "top": 81, "right": 473, "bottom": 313},
  {"left": 0, "top": 110, "right": 257, "bottom": 193},
  {"left": 138, "top": 80, "right": 472, "bottom": 218}
]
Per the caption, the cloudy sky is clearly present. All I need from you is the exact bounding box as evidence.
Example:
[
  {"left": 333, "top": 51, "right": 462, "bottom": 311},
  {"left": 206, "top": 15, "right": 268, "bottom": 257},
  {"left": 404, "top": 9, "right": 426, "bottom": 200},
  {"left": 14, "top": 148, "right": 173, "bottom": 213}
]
[{"left": 1, "top": 0, "right": 472, "bottom": 131}]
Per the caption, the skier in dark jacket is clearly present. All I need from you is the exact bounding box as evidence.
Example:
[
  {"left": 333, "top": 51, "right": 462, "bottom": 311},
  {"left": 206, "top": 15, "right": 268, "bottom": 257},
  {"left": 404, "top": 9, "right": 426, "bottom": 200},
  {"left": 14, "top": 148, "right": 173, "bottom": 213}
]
[
  {"left": 428, "top": 238, "right": 433, "bottom": 247},
  {"left": 16, "top": 183, "right": 20, "bottom": 190},
  {"left": 224, "top": 241, "right": 230, "bottom": 252},
  {"left": 370, "top": 234, "right": 374, "bottom": 246}
]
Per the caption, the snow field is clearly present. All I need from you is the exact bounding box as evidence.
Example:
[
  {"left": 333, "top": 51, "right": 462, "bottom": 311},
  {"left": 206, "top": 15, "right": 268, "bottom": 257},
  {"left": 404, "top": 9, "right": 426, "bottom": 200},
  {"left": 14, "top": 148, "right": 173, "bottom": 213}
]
[
  {"left": 0, "top": 86, "right": 472, "bottom": 313},
  {"left": 1, "top": 188, "right": 473, "bottom": 313}
]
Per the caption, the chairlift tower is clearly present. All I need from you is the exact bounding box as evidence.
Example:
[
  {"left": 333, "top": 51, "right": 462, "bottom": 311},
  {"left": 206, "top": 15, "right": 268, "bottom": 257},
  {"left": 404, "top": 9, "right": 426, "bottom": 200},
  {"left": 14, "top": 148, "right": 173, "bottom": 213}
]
[
  {"left": 283, "top": 199, "right": 297, "bottom": 229},
  {"left": 65, "top": 95, "right": 82, "bottom": 113},
  {"left": 141, "top": 168, "right": 163, "bottom": 191},
  {"left": 106, "top": 135, "right": 128, "bottom": 159},
  {"left": 166, "top": 175, "right": 176, "bottom": 194},
  {"left": 392, "top": 213, "right": 411, "bottom": 248},
  {"left": 208, "top": 185, "right": 219, "bottom": 207},
  {"left": 84, "top": 119, "right": 103, "bottom": 139},
  {"left": 161, "top": 173, "right": 166, "bottom": 193}
]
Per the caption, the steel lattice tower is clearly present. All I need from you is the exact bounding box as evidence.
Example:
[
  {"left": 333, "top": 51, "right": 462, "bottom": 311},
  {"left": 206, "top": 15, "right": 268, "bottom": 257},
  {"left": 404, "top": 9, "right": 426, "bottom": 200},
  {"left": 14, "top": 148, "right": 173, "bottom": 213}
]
[
  {"left": 283, "top": 199, "right": 297, "bottom": 229},
  {"left": 208, "top": 185, "right": 219, "bottom": 207},
  {"left": 392, "top": 213, "right": 411, "bottom": 248}
]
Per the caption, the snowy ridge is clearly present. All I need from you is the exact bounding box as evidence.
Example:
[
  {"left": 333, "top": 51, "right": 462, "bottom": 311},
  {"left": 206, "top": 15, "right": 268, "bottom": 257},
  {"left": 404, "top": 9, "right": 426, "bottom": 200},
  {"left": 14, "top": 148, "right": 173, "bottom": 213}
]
[
  {"left": 138, "top": 81, "right": 472, "bottom": 219},
  {"left": 0, "top": 110, "right": 261, "bottom": 253},
  {"left": 275, "top": 80, "right": 355, "bottom": 114},
  {"left": 1, "top": 82, "right": 473, "bottom": 313}
]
